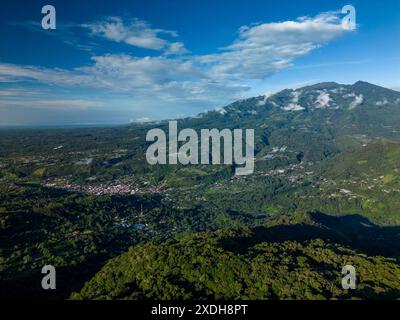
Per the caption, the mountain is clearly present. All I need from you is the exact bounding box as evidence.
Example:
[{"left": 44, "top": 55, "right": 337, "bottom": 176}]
[
  {"left": 1, "top": 81, "right": 400, "bottom": 299},
  {"left": 68, "top": 82, "right": 400, "bottom": 300},
  {"left": 168, "top": 81, "right": 400, "bottom": 164},
  {"left": 183, "top": 81, "right": 400, "bottom": 123}
]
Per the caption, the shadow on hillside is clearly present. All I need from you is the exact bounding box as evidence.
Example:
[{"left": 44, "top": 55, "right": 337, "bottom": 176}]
[
  {"left": 0, "top": 255, "right": 107, "bottom": 300},
  {"left": 219, "top": 211, "right": 400, "bottom": 259}
]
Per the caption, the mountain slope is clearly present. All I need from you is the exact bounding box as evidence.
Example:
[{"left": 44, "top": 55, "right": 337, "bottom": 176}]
[
  {"left": 72, "top": 213, "right": 400, "bottom": 300},
  {"left": 1, "top": 81, "right": 400, "bottom": 299}
]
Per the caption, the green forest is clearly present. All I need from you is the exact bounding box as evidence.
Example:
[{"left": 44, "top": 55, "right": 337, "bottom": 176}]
[{"left": 1, "top": 81, "right": 400, "bottom": 300}]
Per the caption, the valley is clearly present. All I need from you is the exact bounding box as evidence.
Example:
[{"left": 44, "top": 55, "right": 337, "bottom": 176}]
[{"left": 1, "top": 81, "right": 400, "bottom": 300}]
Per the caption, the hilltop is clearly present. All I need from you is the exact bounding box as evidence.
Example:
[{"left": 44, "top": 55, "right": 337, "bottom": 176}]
[{"left": 72, "top": 212, "right": 400, "bottom": 300}]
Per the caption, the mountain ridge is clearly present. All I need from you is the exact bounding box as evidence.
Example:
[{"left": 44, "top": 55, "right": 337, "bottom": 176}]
[{"left": 186, "top": 81, "right": 400, "bottom": 121}]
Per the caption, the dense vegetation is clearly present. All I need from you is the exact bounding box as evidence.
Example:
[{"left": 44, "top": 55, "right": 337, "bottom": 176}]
[
  {"left": 1, "top": 81, "right": 400, "bottom": 299},
  {"left": 72, "top": 214, "right": 400, "bottom": 300}
]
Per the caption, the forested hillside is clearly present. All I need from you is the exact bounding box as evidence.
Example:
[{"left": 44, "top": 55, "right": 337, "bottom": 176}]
[
  {"left": 72, "top": 213, "right": 400, "bottom": 300},
  {"left": 1, "top": 81, "right": 400, "bottom": 299}
]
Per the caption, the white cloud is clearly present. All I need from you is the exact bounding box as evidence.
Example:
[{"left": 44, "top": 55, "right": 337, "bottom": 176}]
[
  {"left": 0, "top": 98, "right": 102, "bottom": 110},
  {"left": 0, "top": 63, "right": 93, "bottom": 86},
  {"left": 376, "top": 98, "right": 388, "bottom": 106},
  {"left": 132, "top": 117, "right": 152, "bottom": 123},
  {"left": 164, "top": 42, "right": 188, "bottom": 55},
  {"left": 283, "top": 91, "right": 305, "bottom": 111},
  {"left": 283, "top": 103, "right": 304, "bottom": 111},
  {"left": 257, "top": 91, "right": 276, "bottom": 106},
  {"left": 343, "top": 92, "right": 356, "bottom": 98},
  {"left": 315, "top": 92, "right": 331, "bottom": 108},
  {"left": 196, "top": 12, "right": 352, "bottom": 80},
  {"left": 83, "top": 17, "right": 188, "bottom": 55},
  {"left": 0, "top": 88, "right": 47, "bottom": 97},
  {"left": 216, "top": 107, "right": 227, "bottom": 115},
  {"left": 0, "top": 11, "right": 355, "bottom": 113},
  {"left": 0, "top": 55, "right": 248, "bottom": 107},
  {"left": 349, "top": 94, "right": 363, "bottom": 110},
  {"left": 256, "top": 97, "right": 268, "bottom": 106}
]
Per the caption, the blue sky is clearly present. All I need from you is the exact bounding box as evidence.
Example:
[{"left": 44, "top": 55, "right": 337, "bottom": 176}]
[{"left": 0, "top": 0, "right": 399, "bottom": 125}]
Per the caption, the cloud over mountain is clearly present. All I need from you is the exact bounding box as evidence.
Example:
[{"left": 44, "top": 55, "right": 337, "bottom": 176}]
[
  {"left": 0, "top": 11, "right": 354, "bottom": 114},
  {"left": 198, "top": 12, "right": 351, "bottom": 80}
]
